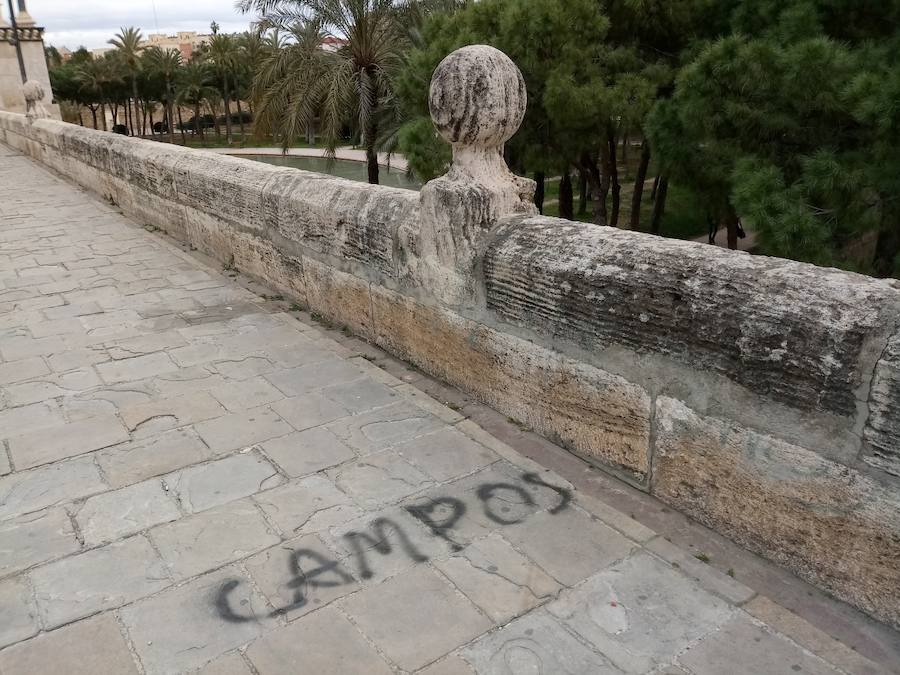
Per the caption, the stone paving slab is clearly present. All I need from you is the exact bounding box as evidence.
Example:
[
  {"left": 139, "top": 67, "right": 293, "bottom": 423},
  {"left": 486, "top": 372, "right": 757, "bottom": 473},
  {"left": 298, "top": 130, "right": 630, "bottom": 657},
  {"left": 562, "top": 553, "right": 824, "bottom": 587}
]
[{"left": 0, "top": 148, "right": 892, "bottom": 675}]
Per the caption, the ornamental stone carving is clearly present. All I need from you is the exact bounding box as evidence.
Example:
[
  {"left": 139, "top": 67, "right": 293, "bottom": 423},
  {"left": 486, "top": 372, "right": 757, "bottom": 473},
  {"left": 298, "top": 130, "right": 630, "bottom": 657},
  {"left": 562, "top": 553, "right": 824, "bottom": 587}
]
[
  {"left": 415, "top": 45, "right": 536, "bottom": 307},
  {"left": 23, "top": 80, "right": 49, "bottom": 122}
]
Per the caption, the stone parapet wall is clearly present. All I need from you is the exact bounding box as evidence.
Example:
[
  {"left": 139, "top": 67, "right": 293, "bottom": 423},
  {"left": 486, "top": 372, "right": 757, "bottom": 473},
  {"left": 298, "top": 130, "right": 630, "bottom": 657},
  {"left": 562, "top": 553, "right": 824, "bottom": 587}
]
[{"left": 2, "top": 95, "right": 899, "bottom": 628}]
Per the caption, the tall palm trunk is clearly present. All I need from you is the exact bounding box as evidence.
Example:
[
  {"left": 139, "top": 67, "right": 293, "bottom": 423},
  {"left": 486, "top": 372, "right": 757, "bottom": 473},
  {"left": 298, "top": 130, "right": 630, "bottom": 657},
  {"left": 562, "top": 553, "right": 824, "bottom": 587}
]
[
  {"left": 193, "top": 102, "right": 203, "bottom": 140},
  {"left": 167, "top": 89, "right": 176, "bottom": 145},
  {"left": 100, "top": 103, "right": 108, "bottom": 131},
  {"left": 89, "top": 106, "right": 98, "bottom": 129},
  {"left": 177, "top": 107, "right": 186, "bottom": 145},
  {"left": 222, "top": 75, "right": 233, "bottom": 144},
  {"left": 131, "top": 77, "right": 139, "bottom": 135},
  {"left": 363, "top": 82, "right": 379, "bottom": 185},
  {"left": 235, "top": 99, "right": 245, "bottom": 140},
  {"left": 211, "top": 101, "right": 222, "bottom": 137}
]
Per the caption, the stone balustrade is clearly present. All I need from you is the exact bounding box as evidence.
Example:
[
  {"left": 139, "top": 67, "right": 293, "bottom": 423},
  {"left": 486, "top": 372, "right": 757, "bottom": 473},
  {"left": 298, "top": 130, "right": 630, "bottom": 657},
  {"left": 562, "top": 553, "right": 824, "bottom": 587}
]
[{"left": 1, "top": 44, "right": 898, "bottom": 629}]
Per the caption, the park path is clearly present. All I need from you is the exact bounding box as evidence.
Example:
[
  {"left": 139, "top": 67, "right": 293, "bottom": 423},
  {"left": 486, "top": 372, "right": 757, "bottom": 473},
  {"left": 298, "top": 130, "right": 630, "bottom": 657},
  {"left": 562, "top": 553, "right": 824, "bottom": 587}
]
[
  {"left": 0, "top": 144, "right": 892, "bottom": 675},
  {"left": 210, "top": 145, "right": 409, "bottom": 171}
]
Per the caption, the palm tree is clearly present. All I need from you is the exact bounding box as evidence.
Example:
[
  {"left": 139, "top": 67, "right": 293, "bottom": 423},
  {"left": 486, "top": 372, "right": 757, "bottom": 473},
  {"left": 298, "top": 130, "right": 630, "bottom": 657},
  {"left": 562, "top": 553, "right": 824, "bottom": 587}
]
[
  {"left": 240, "top": 0, "right": 410, "bottom": 184},
  {"left": 176, "top": 62, "right": 218, "bottom": 142},
  {"left": 251, "top": 20, "right": 331, "bottom": 150},
  {"left": 207, "top": 31, "right": 242, "bottom": 144},
  {"left": 145, "top": 47, "right": 183, "bottom": 144},
  {"left": 108, "top": 27, "right": 144, "bottom": 136}
]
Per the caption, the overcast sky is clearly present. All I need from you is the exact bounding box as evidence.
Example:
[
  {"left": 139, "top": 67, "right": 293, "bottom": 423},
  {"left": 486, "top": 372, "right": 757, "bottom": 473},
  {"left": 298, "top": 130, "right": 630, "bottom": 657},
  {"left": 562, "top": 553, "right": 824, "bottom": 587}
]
[{"left": 11, "top": 0, "right": 258, "bottom": 49}]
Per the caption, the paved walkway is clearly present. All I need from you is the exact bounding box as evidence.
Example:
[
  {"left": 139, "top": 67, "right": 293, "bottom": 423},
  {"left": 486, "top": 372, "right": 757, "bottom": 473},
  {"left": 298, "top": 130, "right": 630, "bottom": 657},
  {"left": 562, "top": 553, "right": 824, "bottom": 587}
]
[
  {"left": 0, "top": 146, "right": 893, "bottom": 675},
  {"left": 209, "top": 145, "right": 409, "bottom": 171}
]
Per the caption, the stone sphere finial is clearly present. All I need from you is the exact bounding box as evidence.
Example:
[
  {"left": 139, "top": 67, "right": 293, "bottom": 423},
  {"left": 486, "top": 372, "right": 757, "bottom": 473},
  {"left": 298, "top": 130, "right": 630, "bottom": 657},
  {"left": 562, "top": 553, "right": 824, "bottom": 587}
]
[
  {"left": 428, "top": 45, "right": 526, "bottom": 149},
  {"left": 23, "top": 80, "right": 45, "bottom": 104}
]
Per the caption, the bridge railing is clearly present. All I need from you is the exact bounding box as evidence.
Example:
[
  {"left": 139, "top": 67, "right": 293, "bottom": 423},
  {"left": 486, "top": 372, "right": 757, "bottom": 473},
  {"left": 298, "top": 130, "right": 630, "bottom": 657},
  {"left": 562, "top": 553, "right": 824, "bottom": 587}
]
[{"left": 2, "top": 45, "right": 898, "bottom": 629}]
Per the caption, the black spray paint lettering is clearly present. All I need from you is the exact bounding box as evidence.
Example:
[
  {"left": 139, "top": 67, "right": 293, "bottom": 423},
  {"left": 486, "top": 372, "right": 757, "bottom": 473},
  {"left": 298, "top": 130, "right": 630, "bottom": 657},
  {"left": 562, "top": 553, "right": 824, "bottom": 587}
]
[
  {"left": 213, "top": 472, "right": 572, "bottom": 622},
  {"left": 476, "top": 482, "right": 536, "bottom": 525},
  {"left": 216, "top": 548, "right": 356, "bottom": 623},
  {"left": 522, "top": 472, "right": 572, "bottom": 514},
  {"left": 343, "top": 517, "right": 429, "bottom": 580},
  {"left": 404, "top": 497, "right": 467, "bottom": 552},
  {"left": 273, "top": 548, "right": 355, "bottom": 616}
]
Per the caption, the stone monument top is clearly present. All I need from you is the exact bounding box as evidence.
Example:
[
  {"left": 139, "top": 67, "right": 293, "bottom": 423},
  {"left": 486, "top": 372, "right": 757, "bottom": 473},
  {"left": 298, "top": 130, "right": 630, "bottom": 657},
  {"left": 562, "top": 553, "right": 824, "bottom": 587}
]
[
  {"left": 414, "top": 44, "right": 536, "bottom": 307},
  {"left": 428, "top": 44, "right": 527, "bottom": 150}
]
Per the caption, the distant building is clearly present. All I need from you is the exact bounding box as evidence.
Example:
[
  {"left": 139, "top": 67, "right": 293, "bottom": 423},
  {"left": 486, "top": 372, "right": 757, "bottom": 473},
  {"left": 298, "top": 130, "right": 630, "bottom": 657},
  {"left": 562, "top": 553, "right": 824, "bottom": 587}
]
[
  {"left": 143, "top": 31, "right": 211, "bottom": 61},
  {"left": 321, "top": 36, "right": 348, "bottom": 52},
  {"left": 57, "top": 45, "right": 72, "bottom": 61}
]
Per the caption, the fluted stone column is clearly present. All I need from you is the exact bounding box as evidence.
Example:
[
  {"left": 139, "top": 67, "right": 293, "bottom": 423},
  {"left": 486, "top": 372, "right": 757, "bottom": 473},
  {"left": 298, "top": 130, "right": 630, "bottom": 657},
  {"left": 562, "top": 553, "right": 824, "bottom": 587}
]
[{"left": 414, "top": 45, "right": 536, "bottom": 307}]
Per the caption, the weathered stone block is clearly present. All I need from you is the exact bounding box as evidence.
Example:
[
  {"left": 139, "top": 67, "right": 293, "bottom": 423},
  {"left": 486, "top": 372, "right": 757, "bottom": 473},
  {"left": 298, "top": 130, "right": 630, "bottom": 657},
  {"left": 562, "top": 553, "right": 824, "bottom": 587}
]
[
  {"left": 105, "top": 135, "right": 186, "bottom": 202},
  {"left": 0, "top": 456, "right": 107, "bottom": 520},
  {"left": 677, "top": 613, "right": 841, "bottom": 675},
  {"left": 263, "top": 169, "right": 417, "bottom": 277},
  {"left": 484, "top": 215, "right": 900, "bottom": 417},
  {"left": 462, "top": 610, "right": 619, "bottom": 674},
  {"left": 121, "top": 567, "right": 276, "bottom": 675},
  {"left": 371, "top": 287, "right": 652, "bottom": 482},
  {"left": 171, "top": 150, "right": 284, "bottom": 234},
  {"left": 303, "top": 257, "right": 374, "bottom": 338},
  {"left": 652, "top": 396, "right": 900, "bottom": 628},
  {"left": 864, "top": 330, "right": 900, "bottom": 476},
  {"left": 32, "top": 535, "right": 171, "bottom": 628},
  {"left": 149, "top": 499, "right": 280, "bottom": 580},
  {"left": 340, "top": 566, "right": 492, "bottom": 671},
  {"left": 231, "top": 232, "right": 307, "bottom": 304},
  {"left": 0, "top": 614, "right": 139, "bottom": 675},
  {"left": 547, "top": 552, "right": 733, "bottom": 673},
  {"left": 0, "top": 576, "right": 39, "bottom": 648},
  {"left": 245, "top": 606, "right": 392, "bottom": 675}
]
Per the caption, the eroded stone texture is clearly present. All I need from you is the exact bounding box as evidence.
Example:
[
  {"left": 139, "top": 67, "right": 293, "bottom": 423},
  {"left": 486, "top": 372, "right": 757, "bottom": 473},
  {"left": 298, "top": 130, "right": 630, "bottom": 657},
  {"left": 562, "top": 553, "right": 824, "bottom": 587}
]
[
  {"left": 263, "top": 168, "right": 418, "bottom": 278},
  {"left": 652, "top": 396, "right": 900, "bottom": 628},
  {"left": 371, "top": 287, "right": 652, "bottom": 482},
  {"left": 864, "top": 330, "right": 900, "bottom": 476},
  {"left": 484, "top": 215, "right": 900, "bottom": 417},
  {"left": 303, "top": 256, "right": 375, "bottom": 338},
  {"left": 172, "top": 150, "right": 283, "bottom": 234}
]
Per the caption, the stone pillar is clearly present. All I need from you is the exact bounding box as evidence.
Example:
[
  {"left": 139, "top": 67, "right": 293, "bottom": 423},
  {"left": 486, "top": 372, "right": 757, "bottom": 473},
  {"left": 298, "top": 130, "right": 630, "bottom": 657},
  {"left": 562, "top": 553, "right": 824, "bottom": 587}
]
[
  {"left": 415, "top": 45, "right": 535, "bottom": 307},
  {"left": 0, "top": 4, "right": 59, "bottom": 119}
]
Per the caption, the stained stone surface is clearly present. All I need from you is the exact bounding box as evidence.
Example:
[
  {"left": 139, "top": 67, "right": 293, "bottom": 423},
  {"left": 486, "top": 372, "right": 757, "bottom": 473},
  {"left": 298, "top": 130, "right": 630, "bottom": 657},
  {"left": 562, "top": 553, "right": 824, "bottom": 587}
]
[
  {"left": 484, "top": 214, "right": 900, "bottom": 418},
  {"left": 0, "top": 137, "right": 891, "bottom": 675},
  {"left": 73, "top": 477, "right": 181, "bottom": 546},
  {"left": 864, "top": 330, "right": 900, "bottom": 476},
  {"left": 0, "top": 576, "right": 39, "bottom": 648}
]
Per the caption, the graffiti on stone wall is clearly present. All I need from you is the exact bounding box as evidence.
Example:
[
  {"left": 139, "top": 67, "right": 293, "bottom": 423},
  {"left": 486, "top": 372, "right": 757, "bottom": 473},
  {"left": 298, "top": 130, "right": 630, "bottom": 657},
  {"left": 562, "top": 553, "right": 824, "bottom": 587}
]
[{"left": 214, "top": 471, "right": 571, "bottom": 622}]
